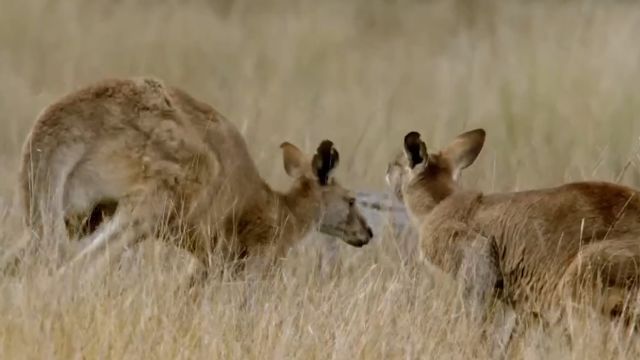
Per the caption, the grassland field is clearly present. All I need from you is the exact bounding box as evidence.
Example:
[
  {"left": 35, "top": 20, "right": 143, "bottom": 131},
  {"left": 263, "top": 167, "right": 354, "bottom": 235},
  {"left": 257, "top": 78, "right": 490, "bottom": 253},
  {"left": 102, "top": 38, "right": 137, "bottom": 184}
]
[{"left": 2, "top": 0, "right": 640, "bottom": 358}]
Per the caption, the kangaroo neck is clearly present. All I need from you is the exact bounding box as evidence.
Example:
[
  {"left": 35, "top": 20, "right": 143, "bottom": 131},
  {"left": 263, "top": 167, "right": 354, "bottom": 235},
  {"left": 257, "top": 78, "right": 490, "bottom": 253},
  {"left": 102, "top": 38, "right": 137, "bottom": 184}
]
[
  {"left": 267, "top": 180, "right": 321, "bottom": 247},
  {"left": 425, "top": 190, "right": 484, "bottom": 228}
]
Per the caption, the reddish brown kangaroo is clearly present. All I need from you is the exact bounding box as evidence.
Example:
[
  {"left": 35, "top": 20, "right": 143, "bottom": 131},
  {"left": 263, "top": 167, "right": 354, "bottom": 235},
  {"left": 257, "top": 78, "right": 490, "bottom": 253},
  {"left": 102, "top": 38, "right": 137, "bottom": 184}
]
[
  {"left": 19, "top": 77, "right": 372, "bottom": 276},
  {"left": 386, "top": 129, "right": 640, "bottom": 322}
]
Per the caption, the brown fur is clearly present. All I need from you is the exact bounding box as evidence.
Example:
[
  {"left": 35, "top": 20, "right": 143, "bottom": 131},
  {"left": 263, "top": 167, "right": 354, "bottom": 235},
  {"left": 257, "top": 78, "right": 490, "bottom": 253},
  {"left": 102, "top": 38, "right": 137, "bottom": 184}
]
[
  {"left": 387, "top": 129, "right": 640, "bottom": 320},
  {"left": 19, "top": 77, "right": 372, "bottom": 274}
]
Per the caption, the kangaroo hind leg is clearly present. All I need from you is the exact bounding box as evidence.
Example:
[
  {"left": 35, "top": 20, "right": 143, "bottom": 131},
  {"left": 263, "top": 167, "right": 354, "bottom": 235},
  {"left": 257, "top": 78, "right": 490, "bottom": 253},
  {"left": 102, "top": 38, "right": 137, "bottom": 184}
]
[{"left": 60, "top": 185, "right": 178, "bottom": 279}]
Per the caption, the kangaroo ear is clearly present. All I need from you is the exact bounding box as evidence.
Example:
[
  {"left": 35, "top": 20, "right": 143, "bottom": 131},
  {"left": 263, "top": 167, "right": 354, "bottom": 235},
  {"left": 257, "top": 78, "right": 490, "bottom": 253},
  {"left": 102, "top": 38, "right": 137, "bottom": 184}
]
[
  {"left": 280, "top": 142, "right": 309, "bottom": 178},
  {"left": 403, "top": 131, "right": 428, "bottom": 169},
  {"left": 312, "top": 140, "right": 339, "bottom": 185},
  {"left": 441, "top": 128, "right": 485, "bottom": 179}
]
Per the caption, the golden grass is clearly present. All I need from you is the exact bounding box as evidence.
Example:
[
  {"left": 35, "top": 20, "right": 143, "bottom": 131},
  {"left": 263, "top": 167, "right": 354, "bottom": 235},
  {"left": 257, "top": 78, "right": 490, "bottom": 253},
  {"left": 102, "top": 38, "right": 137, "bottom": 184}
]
[{"left": 2, "top": 0, "right": 640, "bottom": 358}]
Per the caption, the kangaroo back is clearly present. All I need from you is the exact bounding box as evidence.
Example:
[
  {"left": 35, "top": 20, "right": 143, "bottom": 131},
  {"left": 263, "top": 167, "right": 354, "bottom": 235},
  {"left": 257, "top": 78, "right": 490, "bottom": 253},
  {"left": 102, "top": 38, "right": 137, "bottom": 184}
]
[{"left": 18, "top": 78, "right": 181, "bottom": 260}]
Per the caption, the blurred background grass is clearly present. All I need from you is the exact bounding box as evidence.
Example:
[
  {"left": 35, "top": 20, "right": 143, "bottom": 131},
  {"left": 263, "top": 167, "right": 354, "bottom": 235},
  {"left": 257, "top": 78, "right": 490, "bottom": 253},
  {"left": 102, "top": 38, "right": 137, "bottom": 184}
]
[
  {"left": 1, "top": 0, "right": 640, "bottom": 358},
  {"left": 2, "top": 0, "right": 640, "bottom": 198}
]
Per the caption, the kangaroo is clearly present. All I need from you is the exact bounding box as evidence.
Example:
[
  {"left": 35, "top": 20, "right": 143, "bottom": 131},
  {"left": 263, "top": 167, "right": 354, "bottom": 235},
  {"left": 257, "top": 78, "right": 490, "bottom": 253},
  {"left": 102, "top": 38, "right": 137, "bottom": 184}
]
[
  {"left": 386, "top": 128, "right": 640, "bottom": 323},
  {"left": 19, "top": 77, "right": 372, "bottom": 276}
]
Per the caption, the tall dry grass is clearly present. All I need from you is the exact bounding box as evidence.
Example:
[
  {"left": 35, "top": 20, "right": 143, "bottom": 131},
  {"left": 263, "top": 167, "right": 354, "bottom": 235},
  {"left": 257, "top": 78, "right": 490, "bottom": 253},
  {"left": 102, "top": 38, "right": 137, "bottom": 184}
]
[{"left": 2, "top": 0, "right": 640, "bottom": 358}]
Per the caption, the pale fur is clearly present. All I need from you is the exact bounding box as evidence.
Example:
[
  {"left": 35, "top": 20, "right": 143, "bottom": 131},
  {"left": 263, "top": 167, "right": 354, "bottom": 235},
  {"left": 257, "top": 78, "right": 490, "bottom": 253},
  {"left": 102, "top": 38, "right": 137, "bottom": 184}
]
[
  {"left": 19, "top": 77, "right": 372, "bottom": 275},
  {"left": 387, "top": 129, "right": 640, "bottom": 324}
]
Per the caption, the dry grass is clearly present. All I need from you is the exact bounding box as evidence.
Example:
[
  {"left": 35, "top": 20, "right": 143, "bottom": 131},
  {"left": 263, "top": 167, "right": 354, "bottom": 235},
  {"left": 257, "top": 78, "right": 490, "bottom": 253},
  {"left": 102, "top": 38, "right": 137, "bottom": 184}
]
[{"left": 2, "top": 0, "right": 640, "bottom": 358}]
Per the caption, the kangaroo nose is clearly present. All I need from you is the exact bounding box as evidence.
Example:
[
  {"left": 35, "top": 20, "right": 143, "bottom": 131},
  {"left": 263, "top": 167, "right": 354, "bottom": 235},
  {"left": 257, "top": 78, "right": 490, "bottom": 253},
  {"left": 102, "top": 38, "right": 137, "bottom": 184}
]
[{"left": 367, "top": 226, "right": 373, "bottom": 238}]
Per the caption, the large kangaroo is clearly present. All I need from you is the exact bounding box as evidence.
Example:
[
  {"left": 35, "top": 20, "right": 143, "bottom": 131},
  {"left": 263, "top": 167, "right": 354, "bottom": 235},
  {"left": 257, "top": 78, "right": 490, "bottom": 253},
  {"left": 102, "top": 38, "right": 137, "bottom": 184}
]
[
  {"left": 386, "top": 128, "right": 640, "bottom": 322},
  {"left": 19, "top": 77, "right": 372, "bottom": 275}
]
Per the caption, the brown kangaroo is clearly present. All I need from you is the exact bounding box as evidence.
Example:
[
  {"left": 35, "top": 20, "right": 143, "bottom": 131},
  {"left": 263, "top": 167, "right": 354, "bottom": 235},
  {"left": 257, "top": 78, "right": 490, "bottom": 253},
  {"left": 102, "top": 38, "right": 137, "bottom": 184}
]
[
  {"left": 19, "top": 77, "right": 372, "bottom": 276},
  {"left": 386, "top": 128, "right": 640, "bottom": 323}
]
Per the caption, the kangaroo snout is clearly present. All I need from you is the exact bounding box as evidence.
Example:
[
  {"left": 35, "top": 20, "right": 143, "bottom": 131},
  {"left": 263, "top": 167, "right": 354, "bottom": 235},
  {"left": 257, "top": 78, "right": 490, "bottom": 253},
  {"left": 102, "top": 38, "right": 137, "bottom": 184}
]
[
  {"left": 356, "top": 226, "right": 374, "bottom": 247},
  {"left": 346, "top": 222, "right": 373, "bottom": 248}
]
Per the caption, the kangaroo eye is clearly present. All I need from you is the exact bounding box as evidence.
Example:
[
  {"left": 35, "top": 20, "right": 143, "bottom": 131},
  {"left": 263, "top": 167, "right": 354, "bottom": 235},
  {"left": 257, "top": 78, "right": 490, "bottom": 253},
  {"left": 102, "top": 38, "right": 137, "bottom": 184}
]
[{"left": 348, "top": 197, "right": 356, "bottom": 206}]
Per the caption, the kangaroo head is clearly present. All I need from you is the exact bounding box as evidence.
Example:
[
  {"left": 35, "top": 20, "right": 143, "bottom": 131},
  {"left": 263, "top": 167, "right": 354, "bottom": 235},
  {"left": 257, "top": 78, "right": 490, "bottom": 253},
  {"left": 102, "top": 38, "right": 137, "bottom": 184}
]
[
  {"left": 280, "top": 140, "right": 372, "bottom": 247},
  {"left": 386, "top": 129, "right": 486, "bottom": 216}
]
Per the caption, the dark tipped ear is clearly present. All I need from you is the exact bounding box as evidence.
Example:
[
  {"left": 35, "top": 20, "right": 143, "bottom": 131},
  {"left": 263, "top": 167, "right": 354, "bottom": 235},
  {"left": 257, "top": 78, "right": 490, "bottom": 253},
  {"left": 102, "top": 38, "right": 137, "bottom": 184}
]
[
  {"left": 312, "top": 140, "right": 340, "bottom": 185},
  {"left": 404, "top": 131, "right": 428, "bottom": 168},
  {"left": 441, "top": 128, "right": 486, "bottom": 178}
]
